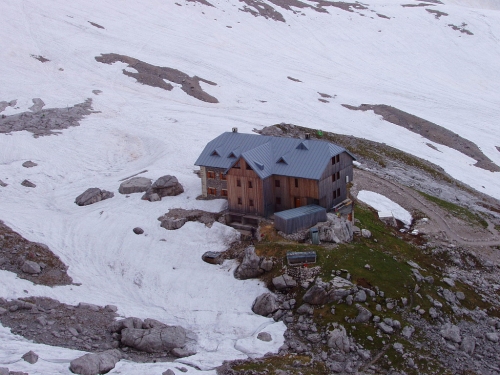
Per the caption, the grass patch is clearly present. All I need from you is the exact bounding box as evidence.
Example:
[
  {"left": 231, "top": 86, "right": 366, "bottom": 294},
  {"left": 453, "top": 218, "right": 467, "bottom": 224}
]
[
  {"left": 232, "top": 354, "right": 328, "bottom": 375},
  {"left": 417, "top": 191, "right": 488, "bottom": 228}
]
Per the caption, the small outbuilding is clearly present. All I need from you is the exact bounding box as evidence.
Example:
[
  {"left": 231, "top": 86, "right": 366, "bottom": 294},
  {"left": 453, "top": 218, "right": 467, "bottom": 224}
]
[
  {"left": 287, "top": 251, "right": 317, "bottom": 266},
  {"left": 274, "top": 204, "right": 327, "bottom": 234}
]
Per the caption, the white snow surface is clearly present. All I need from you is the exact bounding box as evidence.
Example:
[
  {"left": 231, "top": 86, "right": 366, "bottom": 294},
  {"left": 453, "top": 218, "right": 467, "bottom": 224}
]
[
  {"left": 0, "top": 0, "right": 500, "bottom": 373},
  {"left": 357, "top": 190, "right": 413, "bottom": 225}
]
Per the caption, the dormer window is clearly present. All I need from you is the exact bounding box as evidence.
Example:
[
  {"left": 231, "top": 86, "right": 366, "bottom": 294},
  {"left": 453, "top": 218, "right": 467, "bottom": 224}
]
[
  {"left": 211, "top": 150, "right": 220, "bottom": 157},
  {"left": 277, "top": 157, "right": 287, "bottom": 165},
  {"left": 228, "top": 152, "right": 237, "bottom": 158},
  {"left": 296, "top": 141, "right": 309, "bottom": 150}
]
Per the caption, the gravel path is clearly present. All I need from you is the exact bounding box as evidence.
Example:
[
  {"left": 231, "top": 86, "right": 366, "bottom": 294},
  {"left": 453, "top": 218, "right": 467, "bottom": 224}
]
[{"left": 352, "top": 168, "right": 500, "bottom": 248}]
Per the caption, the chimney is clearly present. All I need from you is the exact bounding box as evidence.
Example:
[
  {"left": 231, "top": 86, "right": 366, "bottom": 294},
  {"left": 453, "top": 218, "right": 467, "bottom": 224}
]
[
  {"left": 232, "top": 127, "right": 238, "bottom": 133},
  {"left": 305, "top": 133, "right": 310, "bottom": 140}
]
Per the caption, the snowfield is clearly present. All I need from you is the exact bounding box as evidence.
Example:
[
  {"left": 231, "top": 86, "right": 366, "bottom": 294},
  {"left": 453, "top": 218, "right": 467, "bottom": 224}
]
[
  {"left": 357, "top": 190, "right": 413, "bottom": 225},
  {"left": 0, "top": 0, "right": 499, "bottom": 373}
]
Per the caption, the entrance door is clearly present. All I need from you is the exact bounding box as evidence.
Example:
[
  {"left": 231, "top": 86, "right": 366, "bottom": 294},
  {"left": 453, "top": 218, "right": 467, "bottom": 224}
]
[{"left": 294, "top": 197, "right": 301, "bottom": 208}]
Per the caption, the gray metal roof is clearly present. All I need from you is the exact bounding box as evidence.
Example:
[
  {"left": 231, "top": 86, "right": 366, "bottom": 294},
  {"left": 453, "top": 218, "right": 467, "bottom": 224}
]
[
  {"left": 274, "top": 204, "right": 326, "bottom": 220},
  {"left": 194, "top": 132, "right": 356, "bottom": 180}
]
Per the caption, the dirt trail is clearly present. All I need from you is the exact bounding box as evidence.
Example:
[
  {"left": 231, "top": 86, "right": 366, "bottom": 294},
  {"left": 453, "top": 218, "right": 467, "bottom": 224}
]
[{"left": 352, "top": 168, "right": 500, "bottom": 249}]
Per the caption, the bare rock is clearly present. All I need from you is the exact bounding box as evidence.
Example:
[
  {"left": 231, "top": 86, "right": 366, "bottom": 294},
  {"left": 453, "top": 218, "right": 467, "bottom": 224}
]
[
  {"left": 29, "top": 98, "right": 45, "bottom": 112},
  {"left": 21, "top": 179, "right": 36, "bottom": 188},
  {"left": 272, "top": 274, "right": 297, "bottom": 291},
  {"left": 0, "top": 179, "right": 7, "bottom": 187},
  {"left": 234, "top": 246, "right": 264, "bottom": 279},
  {"left": 142, "top": 175, "right": 184, "bottom": 201},
  {"left": 69, "top": 349, "right": 123, "bottom": 375},
  {"left": 118, "top": 177, "right": 152, "bottom": 194},
  {"left": 460, "top": 336, "right": 475, "bottom": 354},
  {"left": 377, "top": 322, "right": 394, "bottom": 334},
  {"left": 133, "top": 227, "right": 144, "bottom": 235},
  {"left": 485, "top": 332, "right": 499, "bottom": 343},
  {"left": 440, "top": 323, "right": 461, "bottom": 343},
  {"left": 296, "top": 303, "right": 314, "bottom": 315},
  {"left": 303, "top": 285, "right": 329, "bottom": 305},
  {"left": 121, "top": 326, "right": 187, "bottom": 352},
  {"left": 161, "top": 217, "right": 188, "bottom": 231},
  {"left": 109, "top": 317, "right": 144, "bottom": 333},
  {"left": 353, "top": 290, "right": 367, "bottom": 302},
  {"left": 75, "top": 188, "right": 114, "bottom": 206},
  {"left": 361, "top": 229, "right": 372, "bottom": 238},
  {"left": 171, "top": 347, "right": 196, "bottom": 358},
  {"left": 327, "top": 325, "right": 350, "bottom": 353},
  {"left": 22, "top": 350, "right": 39, "bottom": 364},
  {"left": 252, "top": 293, "right": 280, "bottom": 316},
  {"left": 0, "top": 367, "right": 9, "bottom": 375},
  {"left": 257, "top": 332, "right": 272, "bottom": 342},
  {"left": 22, "top": 161, "right": 38, "bottom": 168},
  {"left": 78, "top": 302, "right": 100, "bottom": 312},
  {"left": 163, "top": 370, "right": 175, "bottom": 375},
  {"left": 21, "top": 260, "right": 41, "bottom": 274},
  {"left": 354, "top": 304, "right": 372, "bottom": 323}
]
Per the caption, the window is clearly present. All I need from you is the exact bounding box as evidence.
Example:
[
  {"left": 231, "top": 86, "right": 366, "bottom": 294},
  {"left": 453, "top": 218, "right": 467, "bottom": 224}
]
[
  {"left": 337, "top": 188, "right": 341, "bottom": 198},
  {"left": 336, "top": 171, "right": 340, "bottom": 180},
  {"left": 237, "top": 179, "right": 241, "bottom": 187},
  {"left": 249, "top": 199, "right": 254, "bottom": 207},
  {"left": 276, "top": 197, "right": 281, "bottom": 205},
  {"left": 221, "top": 174, "right": 227, "bottom": 181},
  {"left": 336, "top": 155, "right": 340, "bottom": 163},
  {"left": 208, "top": 187, "right": 216, "bottom": 195},
  {"left": 332, "top": 174, "right": 336, "bottom": 182},
  {"left": 221, "top": 189, "right": 228, "bottom": 197},
  {"left": 238, "top": 197, "right": 242, "bottom": 205},
  {"left": 233, "top": 161, "right": 241, "bottom": 169},
  {"left": 275, "top": 180, "right": 280, "bottom": 188},
  {"left": 332, "top": 157, "right": 336, "bottom": 165},
  {"left": 333, "top": 190, "right": 337, "bottom": 199},
  {"left": 295, "top": 178, "right": 298, "bottom": 188},
  {"left": 207, "top": 170, "right": 215, "bottom": 179},
  {"left": 248, "top": 181, "right": 253, "bottom": 188},
  {"left": 246, "top": 163, "right": 253, "bottom": 170}
]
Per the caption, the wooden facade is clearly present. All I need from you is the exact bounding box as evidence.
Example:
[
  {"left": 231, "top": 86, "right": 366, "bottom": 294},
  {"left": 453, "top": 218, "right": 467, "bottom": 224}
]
[{"left": 220, "top": 152, "right": 353, "bottom": 216}]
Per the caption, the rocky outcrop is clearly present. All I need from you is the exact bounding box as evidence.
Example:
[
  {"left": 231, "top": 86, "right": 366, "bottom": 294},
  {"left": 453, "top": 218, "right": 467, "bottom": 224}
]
[
  {"left": 118, "top": 177, "right": 152, "bottom": 194},
  {"left": 75, "top": 188, "right": 114, "bottom": 206},
  {"left": 234, "top": 246, "right": 273, "bottom": 279},
  {"left": 121, "top": 326, "right": 187, "bottom": 352},
  {"left": 252, "top": 293, "right": 280, "bottom": 317},
  {"left": 318, "top": 214, "right": 353, "bottom": 243},
  {"left": 142, "top": 175, "right": 184, "bottom": 201},
  {"left": 69, "top": 349, "right": 123, "bottom": 375},
  {"left": 158, "top": 208, "right": 222, "bottom": 230},
  {"left": 327, "top": 325, "right": 350, "bottom": 353},
  {"left": 302, "top": 277, "right": 358, "bottom": 305},
  {"left": 440, "top": 323, "right": 461, "bottom": 343},
  {"left": 21, "top": 260, "right": 41, "bottom": 274},
  {"left": 272, "top": 274, "right": 297, "bottom": 291}
]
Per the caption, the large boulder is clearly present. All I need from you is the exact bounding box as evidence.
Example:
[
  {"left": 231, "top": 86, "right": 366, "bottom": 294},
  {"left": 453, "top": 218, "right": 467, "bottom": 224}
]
[
  {"left": 303, "top": 285, "right": 329, "bottom": 305},
  {"left": 75, "top": 188, "right": 114, "bottom": 206},
  {"left": 234, "top": 246, "right": 269, "bottom": 279},
  {"left": 327, "top": 326, "right": 350, "bottom": 353},
  {"left": 252, "top": 293, "right": 280, "bottom": 316},
  {"left": 142, "top": 175, "right": 184, "bottom": 201},
  {"left": 318, "top": 214, "right": 353, "bottom": 243},
  {"left": 118, "top": 177, "right": 152, "bottom": 194},
  {"left": 69, "top": 349, "right": 123, "bottom": 375},
  {"left": 21, "top": 260, "right": 41, "bottom": 274},
  {"left": 121, "top": 326, "right": 187, "bottom": 353},
  {"left": 354, "top": 305, "right": 372, "bottom": 323},
  {"left": 440, "top": 323, "right": 461, "bottom": 343},
  {"left": 109, "top": 317, "right": 144, "bottom": 333},
  {"left": 272, "top": 274, "right": 297, "bottom": 291}
]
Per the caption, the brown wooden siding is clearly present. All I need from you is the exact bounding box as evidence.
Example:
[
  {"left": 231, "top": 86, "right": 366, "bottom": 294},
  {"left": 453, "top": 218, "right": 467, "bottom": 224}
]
[
  {"left": 226, "top": 158, "right": 264, "bottom": 215},
  {"left": 271, "top": 175, "right": 319, "bottom": 214}
]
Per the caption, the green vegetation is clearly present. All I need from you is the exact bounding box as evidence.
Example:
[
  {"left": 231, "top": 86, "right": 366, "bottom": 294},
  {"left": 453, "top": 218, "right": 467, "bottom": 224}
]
[
  {"left": 232, "top": 355, "right": 328, "bottom": 375},
  {"left": 417, "top": 191, "right": 488, "bottom": 228}
]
